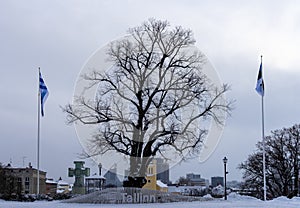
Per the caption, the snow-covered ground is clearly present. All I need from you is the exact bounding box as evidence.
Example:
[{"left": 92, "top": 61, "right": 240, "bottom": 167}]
[{"left": 0, "top": 193, "right": 299, "bottom": 208}]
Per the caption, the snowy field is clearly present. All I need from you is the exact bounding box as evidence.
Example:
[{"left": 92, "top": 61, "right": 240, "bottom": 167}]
[{"left": 1, "top": 194, "right": 300, "bottom": 208}]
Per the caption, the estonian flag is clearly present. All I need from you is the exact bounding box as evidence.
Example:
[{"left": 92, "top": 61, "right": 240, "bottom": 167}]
[
  {"left": 39, "top": 71, "right": 49, "bottom": 116},
  {"left": 255, "top": 61, "right": 264, "bottom": 96}
]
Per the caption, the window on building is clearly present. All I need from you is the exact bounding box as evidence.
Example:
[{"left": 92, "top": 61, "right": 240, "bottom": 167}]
[
  {"left": 148, "top": 167, "right": 153, "bottom": 175},
  {"left": 25, "top": 177, "right": 30, "bottom": 192}
]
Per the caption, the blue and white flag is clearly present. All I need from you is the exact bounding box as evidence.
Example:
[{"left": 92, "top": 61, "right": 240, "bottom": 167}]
[
  {"left": 255, "top": 61, "right": 264, "bottom": 96},
  {"left": 39, "top": 71, "right": 49, "bottom": 116}
]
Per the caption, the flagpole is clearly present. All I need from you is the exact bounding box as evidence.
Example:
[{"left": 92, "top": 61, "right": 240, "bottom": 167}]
[
  {"left": 262, "top": 92, "right": 266, "bottom": 200},
  {"left": 260, "top": 55, "right": 266, "bottom": 201},
  {"left": 37, "top": 67, "right": 41, "bottom": 195}
]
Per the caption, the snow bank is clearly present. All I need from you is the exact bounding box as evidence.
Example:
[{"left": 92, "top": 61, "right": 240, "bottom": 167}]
[
  {"left": 227, "top": 192, "right": 259, "bottom": 201},
  {"left": 0, "top": 193, "right": 300, "bottom": 208},
  {"left": 0, "top": 198, "right": 300, "bottom": 208},
  {"left": 271, "top": 196, "right": 291, "bottom": 202},
  {"left": 64, "top": 187, "right": 213, "bottom": 204},
  {"left": 265, "top": 196, "right": 300, "bottom": 208},
  {"left": 203, "top": 194, "right": 213, "bottom": 199},
  {"left": 290, "top": 196, "right": 300, "bottom": 202}
]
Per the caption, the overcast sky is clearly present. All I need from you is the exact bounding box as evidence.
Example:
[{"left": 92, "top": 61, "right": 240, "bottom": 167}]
[{"left": 1, "top": 0, "right": 300, "bottom": 184}]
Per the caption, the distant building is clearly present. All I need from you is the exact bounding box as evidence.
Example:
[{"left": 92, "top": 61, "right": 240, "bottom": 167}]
[
  {"left": 155, "top": 158, "right": 170, "bottom": 185},
  {"left": 185, "top": 173, "right": 207, "bottom": 186},
  {"left": 45, "top": 178, "right": 57, "bottom": 196},
  {"left": 103, "top": 164, "right": 122, "bottom": 187},
  {"left": 227, "top": 180, "right": 241, "bottom": 188},
  {"left": 85, "top": 174, "right": 106, "bottom": 193},
  {"left": 211, "top": 176, "right": 224, "bottom": 187},
  {"left": 2, "top": 163, "right": 46, "bottom": 194},
  {"left": 57, "top": 177, "right": 70, "bottom": 194},
  {"left": 85, "top": 163, "right": 106, "bottom": 194}
]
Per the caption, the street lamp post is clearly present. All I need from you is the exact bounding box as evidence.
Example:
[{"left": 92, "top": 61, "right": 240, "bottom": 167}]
[
  {"left": 292, "top": 176, "right": 295, "bottom": 196},
  {"left": 98, "top": 163, "right": 102, "bottom": 176},
  {"left": 223, "top": 157, "right": 228, "bottom": 200}
]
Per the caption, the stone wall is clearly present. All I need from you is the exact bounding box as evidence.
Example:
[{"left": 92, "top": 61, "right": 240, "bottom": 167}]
[{"left": 65, "top": 187, "right": 213, "bottom": 204}]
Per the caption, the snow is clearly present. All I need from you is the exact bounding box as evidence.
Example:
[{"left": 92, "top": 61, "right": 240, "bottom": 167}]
[
  {"left": 45, "top": 179, "right": 57, "bottom": 184},
  {"left": 168, "top": 185, "right": 206, "bottom": 194},
  {"left": 57, "top": 180, "right": 69, "bottom": 186},
  {"left": 85, "top": 175, "right": 106, "bottom": 179},
  {"left": 156, "top": 180, "right": 168, "bottom": 188},
  {"left": 0, "top": 194, "right": 300, "bottom": 208},
  {"left": 211, "top": 184, "right": 224, "bottom": 196},
  {"left": 203, "top": 194, "right": 213, "bottom": 199}
]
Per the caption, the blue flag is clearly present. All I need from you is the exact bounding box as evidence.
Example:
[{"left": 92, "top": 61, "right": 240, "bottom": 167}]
[
  {"left": 255, "top": 61, "right": 264, "bottom": 96},
  {"left": 39, "top": 71, "right": 49, "bottom": 116}
]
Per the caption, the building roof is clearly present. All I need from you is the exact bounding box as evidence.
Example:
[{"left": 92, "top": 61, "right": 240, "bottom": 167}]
[
  {"left": 86, "top": 175, "right": 106, "bottom": 180},
  {"left": 3, "top": 166, "right": 47, "bottom": 175},
  {"left": 156, "top": 180, "right": 168, "bottom": 188},
  {"left": 46, "top": 179, "right": 58, "bottom": 184},
  {"left": 57, "top": 179, "right": 69, "bottom": 186}
]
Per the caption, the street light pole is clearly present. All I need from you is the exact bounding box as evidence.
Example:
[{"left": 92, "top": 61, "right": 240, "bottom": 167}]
[
  {"left": 223, "top": 157, "right": 228, "bottom": 200},
  {"left": 98, "top": 163, "right": 102, "bottom": 176},
  {"left": 292, "top": 176, "right": 295, "bottom": 195}
]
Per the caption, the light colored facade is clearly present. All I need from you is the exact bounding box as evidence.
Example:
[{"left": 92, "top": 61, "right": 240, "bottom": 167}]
[
  {"left": 4, "top": 164, "right": 46, "bottom": 194},
  {"left": 57, "top": 177, "right": 70, "bottom": 194},
  {"left": 143, "top": 159, "right": 168, "bottom": 192}
]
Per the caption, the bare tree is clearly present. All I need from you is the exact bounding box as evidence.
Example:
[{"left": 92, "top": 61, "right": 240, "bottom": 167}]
[
  {"left": 239, "top": 124, "right": 300, "bottom": 199},
  {"left": 64, "top": 19, "right": 231, "bottom": 187},
  {"left": 177, "top": 176, "right": 191, "bottom": 186},
  {"left": 0, "top": 163, "right": 19, "bottom": 198}
]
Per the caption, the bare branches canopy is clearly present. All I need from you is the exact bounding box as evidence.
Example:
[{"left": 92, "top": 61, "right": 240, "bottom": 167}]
[
  {"left": 64, "top": 19, "right": 232, "bottom": 187},
  {"left": 239, "top": 124, "right": 300, "bottom": 199}
]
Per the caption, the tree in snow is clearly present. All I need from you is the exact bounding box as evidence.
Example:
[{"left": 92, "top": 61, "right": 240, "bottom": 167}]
[
  {"left": 64, "top": 19, "right": 232, "bottom": 187},
  {"left": 239, "top": 124, "right": 300, "bottom": 199},
  {"left": 0, "top": 163, "right": 19, "bottom": 198}
]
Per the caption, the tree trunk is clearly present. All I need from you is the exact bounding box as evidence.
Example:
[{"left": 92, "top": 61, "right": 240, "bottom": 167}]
[{"left": 124, "top": 156, "right": 147, "bottom": 188}]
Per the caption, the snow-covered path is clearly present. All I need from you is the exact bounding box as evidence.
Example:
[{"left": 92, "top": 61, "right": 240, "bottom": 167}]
[{"left": 1, "top": 195, "right": 299, "bottom": 208}]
